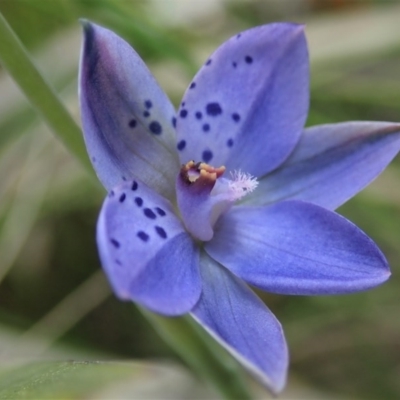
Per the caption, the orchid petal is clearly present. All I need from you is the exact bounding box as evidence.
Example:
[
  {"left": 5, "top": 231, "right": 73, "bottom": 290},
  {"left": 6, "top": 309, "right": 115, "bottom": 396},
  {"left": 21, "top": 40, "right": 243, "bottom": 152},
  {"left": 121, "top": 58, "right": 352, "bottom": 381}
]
[
  {"left": 192, "top": 252, "right": 288, "bottom": 394},
  {"left": 244, "top": 122, "right": 400, "bottom": 210},
  {"left": 79, "top": 21, "right": 179, "bottom": 199},
  {"left": 206, "top": 201, "right": 390, "bottom": 295},
  {"left": 97, "top": 180, "right": 201, "bottom": 315},
  {"left": 175, "top": 23, "right": 309, "bottom": 177}
]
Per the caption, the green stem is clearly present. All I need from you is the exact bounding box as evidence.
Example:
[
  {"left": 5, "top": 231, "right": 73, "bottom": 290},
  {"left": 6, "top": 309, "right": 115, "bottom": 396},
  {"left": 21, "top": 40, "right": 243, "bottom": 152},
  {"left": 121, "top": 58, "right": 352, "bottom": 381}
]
[
  {"left": 140, "top": 309, "right": 254, "bottom": 400},
  {"left": 0, "top": 12, "right": 91, "bottom": 170},
  {"left": 0, "top": 11, "right": 254, "bottom": 399}
]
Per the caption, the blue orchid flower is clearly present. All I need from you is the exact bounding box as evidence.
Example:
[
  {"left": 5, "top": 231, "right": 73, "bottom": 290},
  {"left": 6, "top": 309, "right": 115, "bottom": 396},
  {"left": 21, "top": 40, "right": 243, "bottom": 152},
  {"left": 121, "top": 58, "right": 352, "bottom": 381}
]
[{"left": 79, "top": 21, "right": 400, "bottom": 393}]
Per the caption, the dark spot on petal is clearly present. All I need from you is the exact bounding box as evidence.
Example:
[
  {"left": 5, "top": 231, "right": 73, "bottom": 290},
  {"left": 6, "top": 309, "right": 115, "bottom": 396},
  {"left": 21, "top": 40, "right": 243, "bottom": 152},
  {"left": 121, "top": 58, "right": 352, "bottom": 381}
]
[
  {"left": 195, "top": 111, "right": 202, "bottom": 120},
  {"left": 115, "top": 259, "right": 122, "bottom": 266},
  {"left": 237, "top": 33, "right": 242, "bottom": 39},
  {"left": 155, "top": 226, "right": 167, "bottom": 239},
  {"left": 143, "top": 110, "right": 150, "bottom": 118},
  {"left": 91, "top": 156, "right": 96, "bottom": 162},
  {"left": 202, "top": 123, "right": 210, "bottom": 132},
  {"left": 180, "top": 109, "right": 188, "bottom": 118},
  {"left": 145, "top": 100, "right": 152, "bottom": 109},
  {"left": 156, "top": 207, "right": 166, "bottom": 216},
  {"left": 232, "top": 113, "right": 241, "bottom": 122},
  {"left": 109, "top": 190, "right": 115, "bottom": 197},
  {"left": 181, "top": 101, "right": 186, "bottom": 107},
  {"left": 227, "top": 138, "right": 234, "bottom": 147},
  {"left": 190, "top": 82, "right": 196, "bottom": 89},
  {"left": 122, "top": 176, "right": 127, "bottom": 181},
  {"left": 131, "top": 181, "right": 138, "bottom": 191},
  {"left": 245, "top": 55, "right": 253, "bottom": 64},
  {"left": 202, "top": 150, "right": 213, "bottom": 163},
  {"left": 111, "top": 238, "right": 120, "bottom": 248},
  {"left": 177, "top": 140, "right": 186, "bottom": 151},
  {"left": 206, "top": 59, "right": 212, "bottom": 66},
  {"left": 206, "top": 102, "right": 222, "bottom": 116},
  {"left": 137, "top": 231, "right": 149, "bottom": 242},
  {"left": 172, "top": 116, "right": 177, "bottom": 127},
  {"left": 119, "top": 193, "right": 126, "bottom": 203},
  {"left": 144, "top": 208, "right": 157, "bottom": 219},
  {"left": 135, "top": 197, "right": 143, "bottom": 207},
  {"left": 232, "top": 62, "right": 237, "bottom": 68},
  {"left": 129, "top": 119, "right": 137, "bottom": 128},
  {"left": 149, "top": 121, "right": 162, "bottom": 135}
]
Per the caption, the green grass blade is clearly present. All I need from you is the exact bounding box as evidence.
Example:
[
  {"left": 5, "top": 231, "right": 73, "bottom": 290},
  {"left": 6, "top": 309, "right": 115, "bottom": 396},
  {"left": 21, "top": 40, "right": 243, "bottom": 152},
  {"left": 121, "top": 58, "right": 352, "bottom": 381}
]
[{"left": 0, "top": 11, "right": 91, "bottom": 171}]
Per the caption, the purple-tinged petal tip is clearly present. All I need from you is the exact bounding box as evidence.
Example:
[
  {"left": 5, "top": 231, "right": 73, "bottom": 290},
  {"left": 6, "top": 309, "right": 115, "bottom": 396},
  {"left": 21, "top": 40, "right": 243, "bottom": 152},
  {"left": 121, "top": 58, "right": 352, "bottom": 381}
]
[{"left": 79, "top": 21, "right": 179, "bottom": 198}]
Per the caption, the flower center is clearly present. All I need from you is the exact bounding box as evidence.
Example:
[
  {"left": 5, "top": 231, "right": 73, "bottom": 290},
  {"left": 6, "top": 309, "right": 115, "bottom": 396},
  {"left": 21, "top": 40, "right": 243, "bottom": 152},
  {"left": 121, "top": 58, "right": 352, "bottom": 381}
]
[{"left": 176, "top": 160, "right": 258, "bottom": 241}]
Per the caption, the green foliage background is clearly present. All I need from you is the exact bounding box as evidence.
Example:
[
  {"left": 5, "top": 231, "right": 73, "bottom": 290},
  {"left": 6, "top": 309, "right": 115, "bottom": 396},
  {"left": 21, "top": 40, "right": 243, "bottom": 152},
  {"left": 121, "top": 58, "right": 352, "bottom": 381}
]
[{"left": 0, "top": 0, "right": 399, "bottom": 398}]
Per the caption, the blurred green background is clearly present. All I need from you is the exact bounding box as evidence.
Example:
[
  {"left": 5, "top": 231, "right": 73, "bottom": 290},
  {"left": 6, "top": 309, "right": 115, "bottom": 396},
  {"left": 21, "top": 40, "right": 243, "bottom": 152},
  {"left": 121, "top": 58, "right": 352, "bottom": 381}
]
[{"left": 0, "top": 0, "right": 399, "bottom": 398}]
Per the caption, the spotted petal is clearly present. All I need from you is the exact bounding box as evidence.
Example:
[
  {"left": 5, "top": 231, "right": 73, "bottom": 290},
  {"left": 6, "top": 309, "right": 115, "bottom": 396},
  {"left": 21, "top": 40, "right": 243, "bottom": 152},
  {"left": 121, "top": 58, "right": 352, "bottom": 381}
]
[
  {"left": 175, "top": 23, "right": 309, "bottom": 176},
  {"left": 79, "top": 21, "right": 179, "bottom": 199},
  {"left": 192, "top": 252, "right": 288, "bottom": 394},
  {"left": 244, "top": 122, "right": 400, "bottom": 209},
  {"left": 97, "top": 180, "right": 201, "bottom": 315},
  {"left": 206, "top": 201, "right": 390, "bottom": 295}
]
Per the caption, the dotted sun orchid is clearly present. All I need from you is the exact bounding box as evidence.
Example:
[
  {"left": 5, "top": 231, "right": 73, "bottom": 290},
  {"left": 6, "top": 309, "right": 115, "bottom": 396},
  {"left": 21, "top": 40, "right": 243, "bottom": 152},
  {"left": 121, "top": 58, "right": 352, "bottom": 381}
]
[{"left": 79, "top": 20, "right": 400, "bottom": 394}]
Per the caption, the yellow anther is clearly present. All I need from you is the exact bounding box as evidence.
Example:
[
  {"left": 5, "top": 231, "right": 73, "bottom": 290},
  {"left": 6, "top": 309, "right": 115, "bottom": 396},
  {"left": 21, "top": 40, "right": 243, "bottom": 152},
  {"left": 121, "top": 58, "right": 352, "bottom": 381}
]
[{"left": 198, "top": 162, "right": 226, "bottom": 177}]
